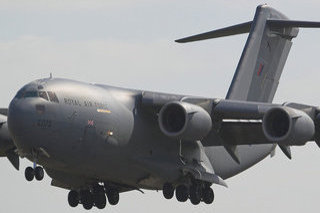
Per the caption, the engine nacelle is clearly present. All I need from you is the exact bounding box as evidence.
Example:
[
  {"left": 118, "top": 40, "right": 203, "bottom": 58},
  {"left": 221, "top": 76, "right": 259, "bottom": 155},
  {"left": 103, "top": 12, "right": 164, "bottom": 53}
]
[
  {"left": 262, "top": 107, "right": 315, "bottom": 145},
  {"left": 158, "top": 101, "right": 212, "bottom": 141},
  {"left": 0, "top": 114, "right": 15, "bottom": 156}
]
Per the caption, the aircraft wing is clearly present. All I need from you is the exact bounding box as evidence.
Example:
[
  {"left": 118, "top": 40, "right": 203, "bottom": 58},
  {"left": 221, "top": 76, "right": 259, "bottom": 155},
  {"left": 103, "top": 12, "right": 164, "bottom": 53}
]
[
  {"left": 141, "top": 92, "right": 320, "bottom": 152},
  {"left": 0, "top": 108, "right": 8, "bottom": 116},
  {"left": 203, "top": 100, "right": 319, "bottom": 146}
]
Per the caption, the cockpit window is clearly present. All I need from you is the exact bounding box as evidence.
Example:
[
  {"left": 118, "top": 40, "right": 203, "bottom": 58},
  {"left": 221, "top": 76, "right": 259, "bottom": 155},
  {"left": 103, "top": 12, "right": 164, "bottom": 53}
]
[
  {"left": 47, "top": 91, "right": 59, "bottom": 103},
  {"left": 15, "top": 88, "right": 26, "bottom": 99},
  {"left": 24, "top": 91, "right": 38, "bottom": 98},
  {"left": 39, "top": 91, "right": 49, "bottom": 101},
  {"left": 14, "top": 88, "right": 58, "bottom": 103}
]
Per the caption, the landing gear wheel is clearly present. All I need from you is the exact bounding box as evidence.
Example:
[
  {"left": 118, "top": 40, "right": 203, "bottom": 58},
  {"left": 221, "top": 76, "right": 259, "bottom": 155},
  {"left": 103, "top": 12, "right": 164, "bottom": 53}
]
[
  {"left": 81, "top": 190, "right": 94, "bottom": 210},
  {"left": 175, "top": 185, "right": 189, "bottom": 202},
  {"left": 189, "top": 185, "right": 201, "bottom": 205},
  {"left": 93, "top": 186, "right": 106, "bottom": 209},
  {"left": 163, "top": 183, "right": 174, "bottom": 199},
  {"left": 107, "top": 189, "right": 119, "bottom": 205},
  {"left": 202, "top": 187, "right": 214, "bottom": 204},
  {"left": 25, "top": 167, "right": 34, "bottom": 181},
  {"left": 68, "top": 190, "right": 79, "bottom": 207},
  {"left": 34, "top": 166, "right": 44, "bottom": 181},
  {"left": 94, "top": 193, "right": 106, "bottom": 209}
]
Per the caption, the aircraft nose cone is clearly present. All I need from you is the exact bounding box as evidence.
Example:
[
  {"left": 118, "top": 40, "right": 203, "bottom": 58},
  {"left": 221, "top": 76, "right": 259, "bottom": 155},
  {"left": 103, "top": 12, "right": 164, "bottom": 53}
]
[
  {"left": 8, "top": 99, "right": 26, "bottom": 134},
  {"left": 7, "top": 98, "right": 22, "bottom": 135},
  {"left": 7, "top": 97, "right": 36, "bottom": 152}
]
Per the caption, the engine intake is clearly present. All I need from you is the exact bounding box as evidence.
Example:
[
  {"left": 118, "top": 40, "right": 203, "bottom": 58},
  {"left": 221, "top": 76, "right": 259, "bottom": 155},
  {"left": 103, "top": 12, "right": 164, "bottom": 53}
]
[
  {"left": 262, "top": 107, "right": 315, "bottom": 145},
  {"left": 158, "top": 101, "right": 212, "bottom": 141}
]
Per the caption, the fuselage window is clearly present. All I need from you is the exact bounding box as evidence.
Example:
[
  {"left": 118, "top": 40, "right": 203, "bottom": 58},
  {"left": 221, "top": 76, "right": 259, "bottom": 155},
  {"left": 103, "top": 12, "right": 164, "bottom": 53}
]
[
  {"left": 39, "top": 91, "right": 49, "bottom": 101},
  {"left": 47, "top": 91, "right": 59, "bottom": 103}
]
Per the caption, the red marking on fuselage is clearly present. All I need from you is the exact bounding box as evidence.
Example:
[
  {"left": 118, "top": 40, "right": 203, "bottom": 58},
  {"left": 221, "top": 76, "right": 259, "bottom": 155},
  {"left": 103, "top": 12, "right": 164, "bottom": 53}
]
[
  {"left": 257, "top": 63, "right": 264, "bottom": 76},
  {"left": 87, "top": 120, "right": 94, "bottom": 126}
]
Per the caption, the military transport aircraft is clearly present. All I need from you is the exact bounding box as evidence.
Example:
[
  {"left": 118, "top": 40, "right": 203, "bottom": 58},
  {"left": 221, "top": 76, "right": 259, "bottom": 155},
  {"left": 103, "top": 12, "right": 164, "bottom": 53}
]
[{"left": 0, "top": 4, "right": 320, "bottom": 210}]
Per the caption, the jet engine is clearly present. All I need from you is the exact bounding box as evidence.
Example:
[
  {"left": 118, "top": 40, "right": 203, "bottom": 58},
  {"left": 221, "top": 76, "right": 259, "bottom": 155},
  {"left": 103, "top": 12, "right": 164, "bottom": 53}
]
[
  {"left": 158, "top": 101, "right": 212, "bottom": 141},
  {"left": 0, "top": 114, "right": 15, "bottom": 156},
  {"left": 262, "top": 107, "right": 315, "bottom": 145},
  {"left": 0, "top": 113, "right": 19, "bottom": 170}
]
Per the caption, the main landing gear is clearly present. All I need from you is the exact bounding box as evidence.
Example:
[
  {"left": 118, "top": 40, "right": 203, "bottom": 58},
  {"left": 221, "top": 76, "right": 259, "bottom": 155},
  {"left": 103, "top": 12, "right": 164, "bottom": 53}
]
[
  {"left": 67, "top": 184, "right": 120, "bottom": 210},
  {"left": 162, "top": 181, "right": 214, "bottom": 205},
  {"left": 25, "top": 165, "right": 44, "bottom": 181}
]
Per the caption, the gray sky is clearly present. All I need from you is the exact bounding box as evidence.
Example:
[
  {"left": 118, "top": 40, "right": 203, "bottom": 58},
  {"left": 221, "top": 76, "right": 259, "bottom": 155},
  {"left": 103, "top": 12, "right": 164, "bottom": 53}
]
[{"left": 0, "top": 0, "right": 320, "bottom": 212}]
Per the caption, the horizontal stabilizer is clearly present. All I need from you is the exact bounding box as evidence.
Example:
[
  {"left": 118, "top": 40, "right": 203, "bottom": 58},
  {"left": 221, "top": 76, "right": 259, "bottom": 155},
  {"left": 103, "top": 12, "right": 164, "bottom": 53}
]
[
  {"left": 176, "top": 19, "right": 320, "bottom": 44},
  {"left": 175, "top": 21, "right": 252, "bottom": 43},
  {"left": 267, "top": 20, "right": 320, "bottom": 28}
]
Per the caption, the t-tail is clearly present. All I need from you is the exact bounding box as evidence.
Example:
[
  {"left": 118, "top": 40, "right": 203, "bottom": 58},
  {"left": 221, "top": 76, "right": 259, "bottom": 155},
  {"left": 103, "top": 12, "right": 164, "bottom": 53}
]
[
  {"left": 176, "top": 4, "right": 320, "bottom": 102},
  {"left": 176, "top": 4, "right": 320, "bottom": 162}
]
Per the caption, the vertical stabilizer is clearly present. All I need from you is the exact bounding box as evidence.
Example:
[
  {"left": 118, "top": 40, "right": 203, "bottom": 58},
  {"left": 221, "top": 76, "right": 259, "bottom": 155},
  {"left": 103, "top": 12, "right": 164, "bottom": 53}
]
[
  {"left": 176, "top": 5, "right": 304, "bottom": 103},
  {"left": 226, "top": 5, "right": 298, "bottom": 102}
]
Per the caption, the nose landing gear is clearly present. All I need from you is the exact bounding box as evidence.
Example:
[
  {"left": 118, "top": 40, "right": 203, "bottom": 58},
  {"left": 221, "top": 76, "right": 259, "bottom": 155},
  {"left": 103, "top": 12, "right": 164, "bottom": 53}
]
[
  {"left": 24, "top": 165, "right": 44, "bottom": 181},
  {"left": 34, "top": 166, "right": 44, "bottom": 180},
  {"left": 24, "top": 167, "right": 34, "bottom": 181}
]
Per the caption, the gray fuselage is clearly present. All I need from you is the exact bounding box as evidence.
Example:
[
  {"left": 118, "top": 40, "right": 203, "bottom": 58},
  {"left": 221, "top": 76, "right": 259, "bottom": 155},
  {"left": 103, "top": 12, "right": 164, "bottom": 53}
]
[{"left": 7, "top": 78, "right": 275, "bottom": 190}]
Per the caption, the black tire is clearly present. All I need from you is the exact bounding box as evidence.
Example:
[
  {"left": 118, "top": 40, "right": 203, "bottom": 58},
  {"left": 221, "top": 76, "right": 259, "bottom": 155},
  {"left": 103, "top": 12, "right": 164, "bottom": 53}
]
[
  {"left": 107, "top": 190, "right": 119, "bottom": 205},
  {"left": 163, "top": 183, "right": 174, "bottom": 199},
  {"left": 68, "top": 190, "right": 79, "bottom": 207},
  {"left": 175, "top": 185, "right": 189, "bottom": 202},
  {"left": 34, "top": 166, "right": 44, "bottom": 181},
  {"left": 189, "top": 185, "right": 201, "bottom": 205},
  {"left": 25, "top": 167, "right": 34, "bottom": 182},
  {"left": 203, "top": 187, "right": 214, "bottom": 204},
  {"left": 81, "top": 190, "right": 94, "bottom": 210},
  {"left": 93, "top": 190, "right": 106, "bottom": 209}
]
